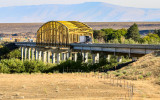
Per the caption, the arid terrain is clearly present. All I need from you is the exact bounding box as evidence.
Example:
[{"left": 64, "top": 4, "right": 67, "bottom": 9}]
[
  {"left": 0, "top": 73, "right": 128, "bottom": 100},
  {"left": 0, "top": 22, "right": 160, "bottom": 34},
  {"left": 0, "top": 73, "right": 160, "bottom": 100},
  {"left": 0, "top": 22, "right": 160, "bottom": 42}
]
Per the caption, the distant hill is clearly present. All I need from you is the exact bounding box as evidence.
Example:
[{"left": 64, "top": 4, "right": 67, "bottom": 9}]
[
  {"left": 0, "top": 22, "right": 160, "bottom": 34},
  {"left": 0, "top": 2, "right": 160, "bottom": 23}
]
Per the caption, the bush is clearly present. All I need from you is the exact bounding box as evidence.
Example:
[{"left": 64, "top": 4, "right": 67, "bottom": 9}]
[
  {"left": 7, "top": 49, "right": 21, "bottom": 59},
  {"left": 24, "top": 60, "right": 38, "bottom": 73},
  {"left": 1, "top": 59, "right": 24, "bottom": 73},
  {"left": 0, "top": 63, "right": 10, "bottom": 73},
  {"left": 138, "top": 75, "right": 144, "bottom": 79}
]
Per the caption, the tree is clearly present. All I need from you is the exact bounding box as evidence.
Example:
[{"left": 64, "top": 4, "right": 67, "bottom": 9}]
[
  {"left": 126, "top": 23, "right": 140, "bottom": 41},
  {"left": 142, "top": 33, "right": 160, "bottom": 44},
  {"left": 154, "top": 29, "right": 160, "bottom": 37},
  {"left": 93, "top": 30, "right": 106, "bottom": 43}
]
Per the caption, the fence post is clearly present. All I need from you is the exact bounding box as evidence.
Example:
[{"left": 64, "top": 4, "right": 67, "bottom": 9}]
[
  {"left": 117, "top": 77, "right": 118, "bottom": 87},
  {"left": 124, "top": 80, "right": 125, "bottom": 89},
  {"left": 131, "top": 85, "right": 133, "bottom": 100}
]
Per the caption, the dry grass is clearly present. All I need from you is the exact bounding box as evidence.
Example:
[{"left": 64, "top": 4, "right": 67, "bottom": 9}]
[
  {"left": 0, "top": 73, "right": 128, "bottom": 100},
  {"left": 107, "top": 51, "right": 160, "bottom": 99},
  {"left": 118, "top": 51, "right": 160, "bottom": 80}
]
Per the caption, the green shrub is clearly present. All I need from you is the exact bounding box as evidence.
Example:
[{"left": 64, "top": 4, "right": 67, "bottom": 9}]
[
  {"left": 145, "top": 72, "right": 152, "bottom": 77},
  {"left": 7, "top": 49, "right": 21, "bottom": 59},
  {"left": 1, "top": 59, "right": 24, "bottom": 73},
  {"left": 115, "top": 73, "right": 123, "bottom": 77},
  {"left": 36, "top": 60, "right": 47, "bottom": 72},
  {"left": 122, "top": 70, "right": 127, "bottom": 74},
  {"left": 138, "top": 75, "right": 144, "bottom": 79},
  {"left": 0, "top": 63, "right": 9, "bottom": 73},
  {"left": 24, "top": 60, "right": 38, "bottom": 73}
]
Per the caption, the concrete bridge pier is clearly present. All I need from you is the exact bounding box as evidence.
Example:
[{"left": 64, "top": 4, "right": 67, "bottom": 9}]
[
  {"left": 95, "top": 53, "right": 99, "bottom": 63},
  {"left": 63, "top": 53, "right": 67, "bottom": 61},
  {"left": 92, "top": 54, "right": 96, "bottom": 64},
  {"left": 85, "top": 52, "right": 88, "bottom": 63},
  {"left": 52, "top": 52, "right": 56, "bottom": 64},
  {"left": 92, "top": 53, "right": 99, "bottom": 64},
  {"left": 21, "top": 47, "right": 24, "bottom": 61},
  {"left": 74, "top": 53, "right": 78, "bottom": 62},
  {"left": 35, "top": 49, "right": 38, "bottom": 61},
  {"left": 31, "top": 48, "right": 34, "bottom": 60},
  {"left": 62, "top": 53, "right": 67, "bottom": 61},
  {"left": 47, "top": 51, "right": 50, "bottom": 63},
  {"left": 66, "top": 52, "right": 70, "bottom": 60},
  {"left": 42, "top": 51, "right": 46, "bottom": 63},
  {"left": 38, "top": 51, "right": 42, "bottom": 61},
  {"left": 82, "top": 52, "right": 88, "bottom": 63},
  {"left": 57, "top": 53, "right": 61, "bottom": 64},
  {"left": 27, "top": 48, "right": 30, "bottom": 60},
  {"left": 117, "top": 56, "right": 122, "bottom": 63},
  {"left": 107, "top": 55, "right": 111, "bottom": 62},
  {"left": 24, "top": 47, "right": 27, "bottom": 60}
]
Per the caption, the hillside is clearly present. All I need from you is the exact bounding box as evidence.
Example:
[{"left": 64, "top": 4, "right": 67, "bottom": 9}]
[
  {"left": 0, "top": 22, "right": 160, "bottom": 34},
  {"left": 113, "top": 51, "right": 160, "bottom": 85},
  {"left": 0, "top": 2, "right": 160, "bottom": 23}
]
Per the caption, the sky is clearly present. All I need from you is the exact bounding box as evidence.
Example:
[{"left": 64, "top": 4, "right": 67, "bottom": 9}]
[{"left": 0, "top": 0, "right": 160, "bottom": 8}]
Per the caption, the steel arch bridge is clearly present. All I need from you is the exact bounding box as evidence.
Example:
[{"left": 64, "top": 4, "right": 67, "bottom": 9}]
[{"left": 36, "top": 21, "right": 93, "bottom": 47}]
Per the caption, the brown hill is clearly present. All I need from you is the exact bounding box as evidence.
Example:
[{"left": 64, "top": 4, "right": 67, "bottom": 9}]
[
  {"left": 113, "top": 51, "right": 160, "bottom": 84},
  {"left": 0, "top": 22, "right": 160, "bottom": 34}
]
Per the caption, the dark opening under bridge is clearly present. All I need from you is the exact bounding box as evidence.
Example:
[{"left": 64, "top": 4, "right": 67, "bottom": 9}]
[{"left": 15, "top": 21, "right": 160, "bottom": 64}]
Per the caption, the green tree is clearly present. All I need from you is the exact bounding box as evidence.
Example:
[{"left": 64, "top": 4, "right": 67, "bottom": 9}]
[
  {"left": 126, "top": 23, "right": 140, "bottom": 41},
  {"left": 142, "top": 33, "right": 160, "bottom": 44},
  {"left": 154, "top": 29, "right": 160, "bottom": 37}
]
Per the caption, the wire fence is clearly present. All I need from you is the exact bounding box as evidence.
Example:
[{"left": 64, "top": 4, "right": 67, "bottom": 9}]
[{"left": 53, "top": 69, "right": 134, "bottom": 100}]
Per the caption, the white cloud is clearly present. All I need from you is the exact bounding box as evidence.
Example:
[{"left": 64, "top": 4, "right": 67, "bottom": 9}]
[{"left": 0, "top": 0, "right": 160, "bottom": 8}]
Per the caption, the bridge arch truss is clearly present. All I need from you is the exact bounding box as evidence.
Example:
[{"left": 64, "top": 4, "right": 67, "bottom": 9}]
[{"left": 36, "top": 21, "right": 93, "bottom": 47}]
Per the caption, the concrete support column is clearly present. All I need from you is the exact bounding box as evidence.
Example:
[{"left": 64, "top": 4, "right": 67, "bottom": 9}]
[
  {"left": 107, "top": 55, "right": 111, "bottom": 62},
  {"left": 117, "top": 56, "right": 122, "bottom": 63},
  {"left": 62, "top": 53, "right": 67, "bottom": 61},
  {"left": 24, "top": 47, "right": 27, "bottom": 60},
  {"left": 92, "top": 54, "right": 96, "bottom": 64},
  {"left": 35, "top": 49, "right": 38, "bottom": 61},
  {"left": 66, "top": 52, "right": 70, "bottom": 60},
  {"left": 74, "top": 53, "right": 78, "bottom": 62},
  {"left": 85, "top": 52, "right": 88, "bottom": 63},
  {"left": 21, "top": 47, "right": 24, "bottom": 61},
  {"left": 47, "top": 51, "right": 50, "bottom": 63},
  {"left": 52, "top": 52, "right": 55, "bottom": 63},
  {"left": 95, "top": 53, "right": 99, "bottom": 63},
  {"left": 63, "top": 53, "right": 66, "bottom": 61},
  {"left": 31, "top": 48, "right": 34, "bottom": 60},
  {"left": 82, "top": 52, "right": 86, "bottom": 62},
  {"left": 38, "top": 51, "right": 42, "bottom": 61},
  {"left": 42, "top": 51, "right": 46, "bottom": 63},
  {"left": 57, "top": 53, "right": 61, "bottom": 64},
  {"left": 62, "top": 53, "right": 64, "bottom": 61},
  {"left": 28, "top": 48, "right": 30, "bottom": 60},
  {"left": 132, "top": 57, "right": 137, "bottom": 61}
]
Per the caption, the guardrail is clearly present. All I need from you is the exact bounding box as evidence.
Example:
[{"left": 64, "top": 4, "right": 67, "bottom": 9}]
[
  {"left": 71, "top": 43, "right": 160, "bottom": 49},
  {"left": 15, "top": 42, "right": 160, "bottom": 50}
]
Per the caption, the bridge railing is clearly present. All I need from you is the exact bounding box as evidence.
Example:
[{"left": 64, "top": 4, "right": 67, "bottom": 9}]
[{"left": 71, "top": 43, "right": 160, "bottom": 49}]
